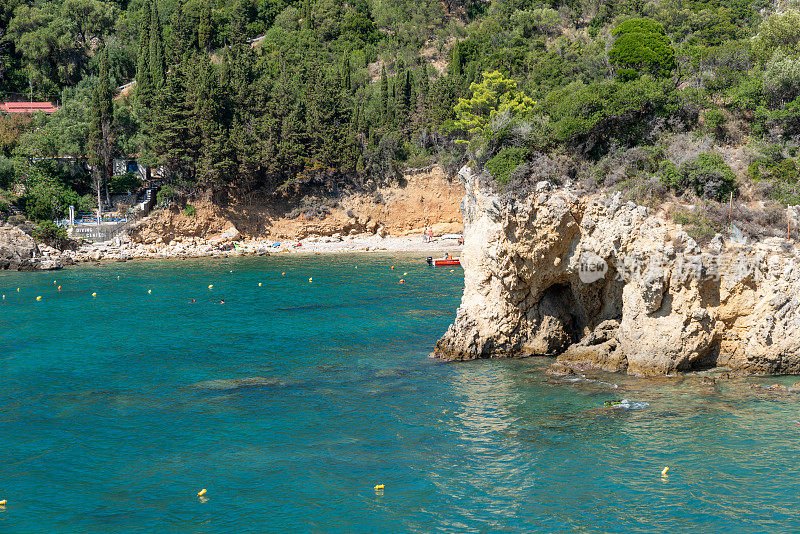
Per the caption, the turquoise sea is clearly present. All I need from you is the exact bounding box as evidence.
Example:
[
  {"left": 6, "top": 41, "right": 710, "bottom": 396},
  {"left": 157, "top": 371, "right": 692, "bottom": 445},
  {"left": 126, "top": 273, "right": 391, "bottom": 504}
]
[{"left": 1, "top": 254, "right": 800, "bottom": 533}]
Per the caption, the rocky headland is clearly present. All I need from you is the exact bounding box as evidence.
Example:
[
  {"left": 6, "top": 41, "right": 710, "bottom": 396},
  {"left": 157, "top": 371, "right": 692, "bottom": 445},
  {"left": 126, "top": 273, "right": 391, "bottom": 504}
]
[{"left": 434, "top": 166, "right": 800, "bottom": 376}]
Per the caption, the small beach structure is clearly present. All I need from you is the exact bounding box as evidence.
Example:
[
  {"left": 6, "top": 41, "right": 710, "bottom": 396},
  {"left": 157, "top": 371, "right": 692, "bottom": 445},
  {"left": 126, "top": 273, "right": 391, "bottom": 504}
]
[{"left": 0, "top": 101, "right": 59, "bottom": 114}]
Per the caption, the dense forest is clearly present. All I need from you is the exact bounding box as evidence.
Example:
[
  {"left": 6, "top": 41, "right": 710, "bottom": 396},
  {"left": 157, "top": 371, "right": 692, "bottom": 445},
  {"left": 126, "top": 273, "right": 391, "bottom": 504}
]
[{"left": 3, "top": 0, "right": 800, "bottom": 240}]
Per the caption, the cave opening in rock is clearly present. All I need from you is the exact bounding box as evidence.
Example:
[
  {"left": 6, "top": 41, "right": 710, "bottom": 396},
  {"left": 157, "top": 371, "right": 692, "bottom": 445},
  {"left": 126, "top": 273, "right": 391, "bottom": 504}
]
[{"left": 538, "top": 283, "right": 585, "bottom": 354}]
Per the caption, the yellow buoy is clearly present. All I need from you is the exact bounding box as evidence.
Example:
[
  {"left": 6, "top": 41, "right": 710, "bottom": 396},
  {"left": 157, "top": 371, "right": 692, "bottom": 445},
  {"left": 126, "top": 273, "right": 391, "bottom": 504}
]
[
  {"left": 661, "top": 466, "right": 670, "bottom": 476},
  {"left": 16, "top": 288, "right": 20, "bottom": 292},
  {"left": 208, "top": 284, "right": 214, "bottom": 289},
  {"left": 92, "top": 292, "right": 97, "bottom": 297},
  {"left": 2, "top": 295, "right": 4, "bottom": 300},
  {"left": 450, "top": 270, "right": 454, "bottom": 273},
  {"left": 403, "top": 272, "right": 408, "bottom": 276},
  {"left": 258, "top": 282, "right": 262, "bottom": 287},
  {"left": 229, "top": 270, "right": 233, "bottom": 273},
  {"left": 53, "top": 280, "right": 57, "bottom": 285},
  {"left": 147, "top": 289, "right": 152, "bottom": 294},
  {"left": 36, "top": 296, "right": 42, "bottom": 301},
  {"left": 117, "top": 276, "right": 120, "bottom": 280},
  {"left": 197, "top": 488, "right": 207, "bottom": 497},
  {"left": 282, "top": 272, "right": 285, "bottom": 276},
  {"left": 374, "top": 484, "right": 385, "bottom": 491},
  {"left": 308, "top": 277, "right": 313, "bottom": 283}
]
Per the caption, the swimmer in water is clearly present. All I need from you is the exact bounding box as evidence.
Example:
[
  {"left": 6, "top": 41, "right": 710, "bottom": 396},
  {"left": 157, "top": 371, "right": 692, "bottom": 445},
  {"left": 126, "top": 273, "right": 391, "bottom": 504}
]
[
  {"left": 191, "top": 298, "right": 196, "bottom": 303},
  {"left": 220, "top": 299, "right": 225, "bottom": 304}
]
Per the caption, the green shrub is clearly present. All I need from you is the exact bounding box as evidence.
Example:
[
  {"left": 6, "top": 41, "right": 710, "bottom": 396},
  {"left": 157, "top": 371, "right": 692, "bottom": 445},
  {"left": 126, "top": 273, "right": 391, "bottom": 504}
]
[
  {"left": 672, "top": 209, "right": 724, "bottom": 244},
  {"left": 747, "top": 156, "right": 800, "bottom": 205},
  {"left": 78, "top": 194, "right": 96, "bottom": 213},
  {"left": 703, "top": 109, "right": 725, "bottom": 138},
  {"left": 32, "top": 220, "right": 68, "bottom": 249},
  {"left": 8, "top": 214, "right": 26, "bottom": 226},
  {"left": 184, "top": 204, "right": 196, "bottom": 217},
  {"left": 486, "top": 147, "right": 530, "bottom": 184},
  {"left": 659, "top": 161, "right": 682, "bottom": 189},
  {"left": 108, "top": 172, "right": 142, "bottom": 194},
  {"left": 0, "top": 156, "right": 14, "bottom": 189},
  {"left": 668, "top": 152, "right": 738, "bottom": 201},
  {"left": 156, "top": 185, "right": 175, "bottom": 206},
  {"left": 616, "top": 68, "right": 640, "bottom": 82},
  {"left": 22, "top": 179, "right": 80, "bottom": 222},
  {"left": 609, "top": 18, "right": 676, "bottom": 78}
]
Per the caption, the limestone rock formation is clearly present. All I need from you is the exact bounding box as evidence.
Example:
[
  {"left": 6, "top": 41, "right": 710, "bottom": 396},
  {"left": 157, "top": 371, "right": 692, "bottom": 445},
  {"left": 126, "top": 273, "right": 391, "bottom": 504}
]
[
  {"left": 434, "top": 166, "right": 800, "bottom": 376},
  {"left": 0, "top": 224, "right": 61, "bottom": 271}
]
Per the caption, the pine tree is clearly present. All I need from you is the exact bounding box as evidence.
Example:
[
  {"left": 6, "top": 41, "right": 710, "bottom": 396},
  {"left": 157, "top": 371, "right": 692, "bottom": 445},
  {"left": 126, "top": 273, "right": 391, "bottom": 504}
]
[{"left": 149, "top": 0, "right": 165, "bottom": 88}]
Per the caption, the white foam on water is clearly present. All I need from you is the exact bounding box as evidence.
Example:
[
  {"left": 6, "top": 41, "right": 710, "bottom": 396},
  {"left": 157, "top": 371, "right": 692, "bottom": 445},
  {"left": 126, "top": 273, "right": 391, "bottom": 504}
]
[
  {"left": 611, "top": 399, "right": 649, "bottom": 410},
  {"left": 563, "top": 375, "right": 618, "bottom": 388}
]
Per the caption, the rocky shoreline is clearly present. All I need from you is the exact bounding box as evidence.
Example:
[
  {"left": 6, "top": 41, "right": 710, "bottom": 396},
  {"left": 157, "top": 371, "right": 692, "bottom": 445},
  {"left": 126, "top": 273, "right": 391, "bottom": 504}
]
[
  {"left": 434, "top": 166, "right": 800, "bottom": 377},
  {"left": 0, "top": 225, "right": 463, "bottom": 270}
]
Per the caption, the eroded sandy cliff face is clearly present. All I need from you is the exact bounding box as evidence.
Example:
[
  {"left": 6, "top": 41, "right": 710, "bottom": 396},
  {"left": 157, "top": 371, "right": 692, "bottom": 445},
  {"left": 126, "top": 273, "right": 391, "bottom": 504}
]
[{"left": 434, "top": 166, "right": 800, "bottom": 376}]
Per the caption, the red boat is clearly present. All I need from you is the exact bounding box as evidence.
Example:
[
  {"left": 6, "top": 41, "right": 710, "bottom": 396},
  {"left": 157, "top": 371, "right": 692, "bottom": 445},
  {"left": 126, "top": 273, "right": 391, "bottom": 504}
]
[{"left": 427, "top": 257, "right": 461, "bottom": 267}]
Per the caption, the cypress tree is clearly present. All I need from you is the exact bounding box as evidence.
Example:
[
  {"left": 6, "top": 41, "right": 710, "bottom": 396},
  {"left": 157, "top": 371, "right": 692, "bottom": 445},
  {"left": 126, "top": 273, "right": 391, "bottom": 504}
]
[
  {"left": 302, "top": 0, "right": 313, "bottom": 30},
  {"left": 417, "top": 64, "right": 430, "bottom": 125},
  {"left": 380, "top": 65, "right": 388, "bottom": 122},
  {"left": 451, "top": 42, "right": 463, "bottom": 77},
  {"left": 98, "top": 47, "right": 114, "bottom": 205},
  {"left": 151, "top": 58, "right": 195, "bottom": 179},
  {"left": 403, "top": 70, "right": 413, "bottom": 111},
  {"left": 170, "top": 1, "right": 189, "bottom": 62},
  {"left": 196, "top": 59, "right": 231, "bottom": 187},
  {"left": 198, "top": 3, "right": 213, "bottom": 53},
  {"left": 135, "top": 0, "right": 152, "bottom": 107},
  {"left": 149, "top": 0, "right": 165, "bottom": 88},
  {"left": 87, "top": 89, "right": 104, "bottom": 215},
  {"left": 341, "top": 55, "right": 351, "bottom": 92}
]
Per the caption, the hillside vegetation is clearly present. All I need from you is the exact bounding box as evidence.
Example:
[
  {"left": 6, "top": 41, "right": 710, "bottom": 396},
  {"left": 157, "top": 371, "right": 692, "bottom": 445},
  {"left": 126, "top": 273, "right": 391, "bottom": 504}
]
[{"left": 2, "top": 0, "right": 800, "bottom": 241}]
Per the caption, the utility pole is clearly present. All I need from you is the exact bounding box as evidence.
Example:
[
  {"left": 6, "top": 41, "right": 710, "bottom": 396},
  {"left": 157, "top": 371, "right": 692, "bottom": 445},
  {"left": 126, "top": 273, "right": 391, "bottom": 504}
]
[{"left": 728, "top": 191, "right": 733, "bottom": 228}]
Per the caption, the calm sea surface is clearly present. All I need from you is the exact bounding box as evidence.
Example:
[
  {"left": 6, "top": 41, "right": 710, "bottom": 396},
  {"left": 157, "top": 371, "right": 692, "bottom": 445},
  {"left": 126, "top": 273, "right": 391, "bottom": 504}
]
[{"left": 1, "top": 254, "right": 799, "bottom": 533}]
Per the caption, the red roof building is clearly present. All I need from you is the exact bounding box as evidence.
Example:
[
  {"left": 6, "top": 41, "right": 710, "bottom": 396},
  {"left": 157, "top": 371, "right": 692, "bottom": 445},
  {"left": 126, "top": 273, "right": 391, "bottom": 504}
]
[{"left": 0, "top": 101, "right": 59, "bottom": 114}]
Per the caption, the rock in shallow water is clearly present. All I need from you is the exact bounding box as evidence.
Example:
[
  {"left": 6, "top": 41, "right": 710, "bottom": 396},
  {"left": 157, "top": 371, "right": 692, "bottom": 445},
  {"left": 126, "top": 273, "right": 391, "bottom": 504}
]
[{"left": 193, "top": 376, "right": 284, "bottom": 390}]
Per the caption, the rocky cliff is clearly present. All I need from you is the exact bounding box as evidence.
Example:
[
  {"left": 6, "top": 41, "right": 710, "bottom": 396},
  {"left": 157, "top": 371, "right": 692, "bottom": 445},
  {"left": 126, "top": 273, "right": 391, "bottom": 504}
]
[
  {"left": 434, "top": 166, "right": 800, "bottom": 376},
  {"left": 0, "top": 224, "right": 61, "bottom": 271}
]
